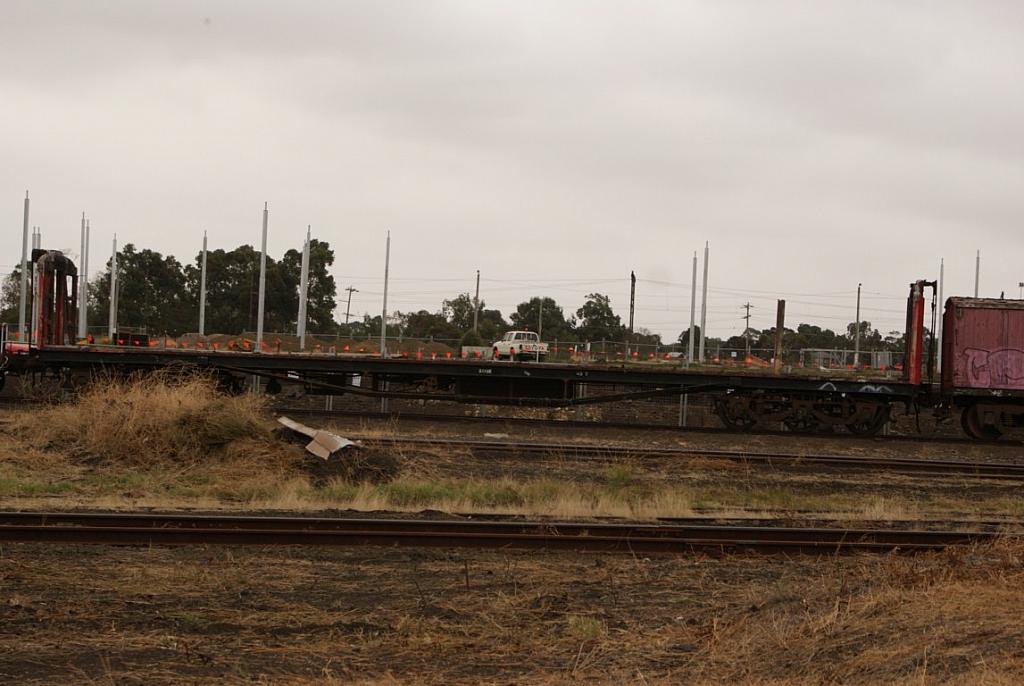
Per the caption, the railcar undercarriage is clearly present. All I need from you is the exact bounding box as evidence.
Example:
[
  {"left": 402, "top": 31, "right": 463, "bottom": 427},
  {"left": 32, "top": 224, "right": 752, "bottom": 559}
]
[{"left": 713, "top": 390, "right": 891, "bottom": 435}]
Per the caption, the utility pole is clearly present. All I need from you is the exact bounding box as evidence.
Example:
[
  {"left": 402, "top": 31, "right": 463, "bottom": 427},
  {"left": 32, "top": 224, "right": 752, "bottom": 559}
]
[
  {"left": 77, "top": 213, "right": 87, "bottom": 338},
  {"left": 937, "top": 259, "right": 944, "bottom": 370},
  {"left": 698, "top": 241, "right": 709, "bottom": 363},
  {"left": 1019, "top": 282, "right": 1023, "bottom": 300},
  {"left": 30, "top": 227, "right": 41, "bottom": 343},
  {"left": 199, "top": 231, "right": 208, "bottom": 336},
  {"left": 974, "top": 250, "right": 980, "bottom": 297},
  {"left": 537, "top": 297, "right": 544, "bottom": 362},
  {"left": 853, "top": 283, "right": 862, "bottom": 368},
  {"left": 626, "top": 271, "right": 636, "bottom": 357},
  {"left": 108, "top": 235, "right": 118, "bottom": 338},
  {"left": 82, "top": 219, "right": 90, "bottom": 338},
  {"left": 688, "top": 253, "right": 697, "bottom": 364},
  {"left": 18, "top": 192, "right": 29, "bottom": 340},
  {"left": 773, "top": 300, "right": 786, "bottom": 373},
  {"left": 380, "top": 231, "right": 391, "bottom": 358},
  {"left": 298, "top": 225, "right": 311, "bottom": 350},
  {"left": 628, "top": 271, "right": 636, "bottom": 335},
  {"left": 742, "top": 303, "right": 753, "bottom": 356},
  {"left": 256, "top": 203, "right": 268, "bottom": 352},
  {"left": 473, "top": 269, "right": 480, "bottom": 332},
  {"left": 344, "top": 286, "right": 358, "bottom": 325}
]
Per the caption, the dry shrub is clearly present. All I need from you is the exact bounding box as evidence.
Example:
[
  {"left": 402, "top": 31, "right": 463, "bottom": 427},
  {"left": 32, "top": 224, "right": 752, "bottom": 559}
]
[{"left": 10, "top": 371, "right": 270, "bottom": 465}]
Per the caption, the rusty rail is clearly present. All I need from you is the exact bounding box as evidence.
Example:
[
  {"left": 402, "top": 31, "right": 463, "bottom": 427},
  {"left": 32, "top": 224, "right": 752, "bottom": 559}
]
[
  {"left": 0, "top": 512, "right": 1009, "bottom": 555},
  {"left": 353, "top": 435, "right": 1024, "bottom": 481},
  {"left": 276, "top": 406, "right": 1015, "bottom": 446}
]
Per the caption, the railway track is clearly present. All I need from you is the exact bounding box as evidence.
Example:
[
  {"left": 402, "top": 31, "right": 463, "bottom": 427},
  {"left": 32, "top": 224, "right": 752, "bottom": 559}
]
[
  {"left": 0, "top": 511, "right": 1009, "bottom": 554},
  {"left": 354, "top": 435, "right": 1024, "bottom": 481},
  {"left": 4, "top": 396, "right": 1014, "bottom": 446},
  {"left": 279, "top": 406, "right": 1019, "bottom": 446}
]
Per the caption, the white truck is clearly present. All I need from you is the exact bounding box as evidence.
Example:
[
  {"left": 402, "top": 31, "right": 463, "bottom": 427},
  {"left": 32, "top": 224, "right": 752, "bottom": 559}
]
[{"left": 492, "top": 330, "right": 549, "bottom": 361}]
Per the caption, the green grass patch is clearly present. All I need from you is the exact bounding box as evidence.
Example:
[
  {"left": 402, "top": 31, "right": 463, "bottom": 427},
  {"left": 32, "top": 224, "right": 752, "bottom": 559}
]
[
  {"left": 565, "top": 615, "right": 606, "bottom": 640},
  {"left": 380, "top": 480, "right": 463, "bottom": 507},
  {"left": 0, "top": 475, "right": 75, "bottom": 496},
  {"left": 603, "top": 464, "right": 637, "bottom": 490}
]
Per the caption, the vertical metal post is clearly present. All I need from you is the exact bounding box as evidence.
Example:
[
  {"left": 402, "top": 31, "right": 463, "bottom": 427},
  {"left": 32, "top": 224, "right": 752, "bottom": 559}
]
[
  {"left": 77, "top": 214, "right": 87, "bottom": 338},
  {"left": 344, "top": 286, "right": 357, "bottom": 325},
  {"left": 199, "top": 231, "right": 208, "bottom": 336},
  {"left": 687, "top": 252, "right": 697, "bottom": 364},
  {"left": 256, "top": 203, "right": 268, "bottom": 352},
  {"left": 537, "top": 298, "right": 544, "bottom": 362},
  {"left": 853, "top": 283, "right": 862, "bottom": 367},
  {"left": 108, "top": 235, "right": 118, "bottom": 338},
  {"left": 380, "top": 231, "right": 390, "bottom": 358},
  {"left": 974, "top": 250, "right": 980, "bottom": 297},
  {"left": 380, "top": 231, "right": 391, "bottom": 413},
  {"left": 472, "top": 269, "right": 480, "bottom": 332},
  {"left": 18, "top": 192, "right": 29, "bottom": 340},
  {"left": 698, "top": 241, "right": 708, "bottom": 363},
  {"left": 30, "top": 228, "right": 41, "bottom": 343},
  {"left": 82, "top": 219, "right": 90, "bottom": 337},
  {"left": 743, "top": 303, "right": 752, "bottom": 356},
  {"left": 628, "top": 270, "right": 636, "bottom": 336},
  {"left": 298, "top": 225, "right": 311, "bottom": 350},
  {"left": 773, "top": 300, "right": 786, "bottom": 372},
  {"left": 937, "top": 259, "right": 944, "bottom": 370}
]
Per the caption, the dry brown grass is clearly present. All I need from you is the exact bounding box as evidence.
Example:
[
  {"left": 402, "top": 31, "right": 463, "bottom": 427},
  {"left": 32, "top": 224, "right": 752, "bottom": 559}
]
[
  {"left": 5, "top": 387, "right": 1024, "bottom": 525},
  {"left": 4, "top": 539, "right": 1024, "bottom": 684},
  {"left": 7, "top": 372, "right": 278, "bottom": 466}
]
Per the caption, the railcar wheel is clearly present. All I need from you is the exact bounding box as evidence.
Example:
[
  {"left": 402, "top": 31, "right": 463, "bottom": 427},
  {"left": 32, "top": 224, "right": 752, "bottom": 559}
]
[
  {"left": 715, "top": 395, "right": 758, "bottom": 431},
  {"left": 846, "top": 405, "right": 889, "bottom": 436},
  {"left": 961, "top": 405, "right": 1003, "bottom": 441}
]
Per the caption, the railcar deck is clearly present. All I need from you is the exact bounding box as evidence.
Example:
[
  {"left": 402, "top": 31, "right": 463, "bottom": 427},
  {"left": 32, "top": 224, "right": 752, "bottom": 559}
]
[{"left": 12, "top": 344, "right": 921, "bottom": 403}]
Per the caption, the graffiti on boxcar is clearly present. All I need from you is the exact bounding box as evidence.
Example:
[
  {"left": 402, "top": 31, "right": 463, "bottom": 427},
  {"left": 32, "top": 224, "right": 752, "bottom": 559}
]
[{"left": 959, "top": 348, "right": 1024, "bottom": 389}]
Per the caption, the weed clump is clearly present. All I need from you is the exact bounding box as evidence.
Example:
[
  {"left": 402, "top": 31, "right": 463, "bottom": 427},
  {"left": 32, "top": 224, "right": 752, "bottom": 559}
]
[{"left": 11, "top": 372, "right": 274, "bottom": 465}]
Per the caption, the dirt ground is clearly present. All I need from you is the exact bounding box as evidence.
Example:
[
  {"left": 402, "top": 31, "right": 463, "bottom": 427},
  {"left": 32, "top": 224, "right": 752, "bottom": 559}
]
[{"left": 3, "top": 541, "right": 1024, "bottom": 685}]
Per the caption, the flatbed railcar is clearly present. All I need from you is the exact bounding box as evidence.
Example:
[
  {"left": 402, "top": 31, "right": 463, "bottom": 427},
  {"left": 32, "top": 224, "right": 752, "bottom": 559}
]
[{"left": 3, "top": 249, "right": 1024, "bottom": 439}]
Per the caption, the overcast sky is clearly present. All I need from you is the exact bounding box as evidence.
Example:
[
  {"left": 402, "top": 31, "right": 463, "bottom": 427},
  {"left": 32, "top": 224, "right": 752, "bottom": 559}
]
[{"left": 3, "top": 1, "right": 1023, "bottom": 340}]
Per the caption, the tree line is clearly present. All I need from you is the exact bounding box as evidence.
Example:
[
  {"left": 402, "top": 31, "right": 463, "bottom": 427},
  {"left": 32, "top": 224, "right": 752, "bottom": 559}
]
[{"left": 2, "top": 242, "right": 908, "bottom": 354}]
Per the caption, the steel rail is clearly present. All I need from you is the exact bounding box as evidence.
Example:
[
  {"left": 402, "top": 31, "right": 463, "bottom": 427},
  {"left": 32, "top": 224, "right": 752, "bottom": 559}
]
[
  {"left": 352, "top": 435, "right": 1024, "bottom": 481},
  {"left": 0, "top": 512, "right": 1009, "bottom": 554},
  {"left": 276, "top": 406, "right": 1016, "bottom": 446},
  {"left": 5, "top": 396, "right": 1013, "bottom": 446}
]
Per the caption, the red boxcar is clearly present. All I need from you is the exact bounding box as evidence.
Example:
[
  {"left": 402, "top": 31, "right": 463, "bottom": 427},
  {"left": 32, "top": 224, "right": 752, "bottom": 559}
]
[{"left": 942, "top": 297, "right": 1024, "bottom": 394}]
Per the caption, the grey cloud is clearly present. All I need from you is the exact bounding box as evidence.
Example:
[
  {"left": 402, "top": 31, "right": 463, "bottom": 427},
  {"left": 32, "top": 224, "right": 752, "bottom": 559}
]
[{"left": 2, "top": 1, "right": 1023, "bottom": 338}]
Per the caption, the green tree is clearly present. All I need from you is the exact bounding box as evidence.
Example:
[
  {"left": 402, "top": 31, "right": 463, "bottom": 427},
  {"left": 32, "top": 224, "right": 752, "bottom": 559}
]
[
  {"left": 442, "top": 293, "right": 509, "bottom": 342},
  {"left": 280, "top": 239, "right": 338, "bottom": 334},
  {"left": 511, "top": 297, "right": 575, "bottom": 341},
  {"left": 476, "top": 308, "right": 509, "bottom": 343},
  {"left": 676, "top": 325, "right": 701, "bottom": 348},
  {"left": 442, "top": 293, "right": 477, "bottom": 331},
  {"left": 845, "top": 320, "right": 882, "bottom": 350},
  {"left": 575, "top": 293, "right": 623, "bottom": 342},
  {"left": 1, "top": 266, "right": 22, "bottom": 324},
  {"left": 403, "top": 310, "right": 461, "bottom": 340},
  {"left": 89, "top": 244, "right": 192, "bottom": 335},
  {"left": 180, "top": 245, "right": 298, "bottom": 336}
]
